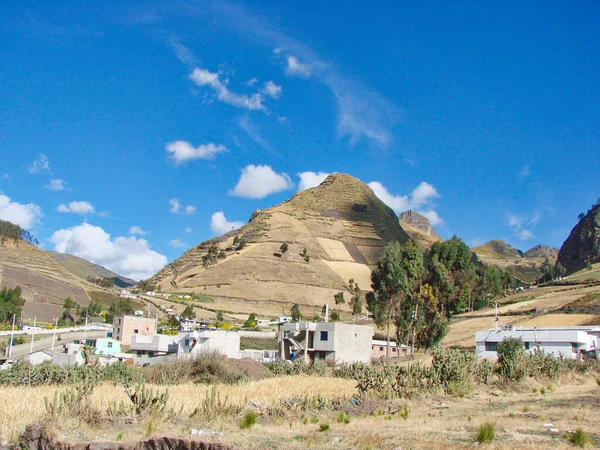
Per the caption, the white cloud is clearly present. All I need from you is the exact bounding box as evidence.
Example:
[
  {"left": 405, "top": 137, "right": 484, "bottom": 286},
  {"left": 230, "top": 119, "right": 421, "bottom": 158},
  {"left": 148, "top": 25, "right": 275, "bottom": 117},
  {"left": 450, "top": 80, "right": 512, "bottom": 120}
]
[
  {"left": 169, "top": 198, "right": 181, "bottom": 214},
  {"left": 286, "top": 56, "right": 311, "bottom": 77},
  {"left": 297, "top": 171, "right": 331, "bottom": 191},
  {"left": 189, "top": 68, "right": 265, "bottom": 111},
  {"left": 28, "top": 154, "right": 50, "bottom": 174},
  {"left": 230, "top": 164, "right": 293, "bottom": 199},
  {"left": 129, "top": 226, "right": 146, "bottom": 236},
  {"left": 247, "top": 77, "right": 258, "bottom": 86},
  {"left": 419, "top": 209, "right": 443, "bottom": 226},
  {"left": 368, "top": 181, "right": 443, "bottom": 224},
  {"left": 262, "top": 81, "right": 282, "bottom": 99},
  {"left": 518, "top": 229, "right": 535, "bottom": 240},
  {"left": 57, "top": 201, "right": 95, "bottom": 215},
  {"left": 169, "top": 239, "right": 187, "bottom": 248},
  {"left": 170, "top": 38, "right": 197, "bottom": 66},
  {"left": 210, "top": 211, "right": 243, "bottom": 235},
  {"left": 169, "top": 198, "right": 195, "bottom": 215},
  {"left": 507, "top": 213, "right": 537, "bottom": 240},
  {"left": 44, "top": 179, "right": 68, "bottom": 191},
  {"left": 184, "top": 227, "right": 192, "bottom": 233},
  {"left": 166, "top": 140, "right": 227, "bottom": 165},
  {"left": 50, "top": 222, "right": 167, "bottom": 281},
  {"left": 0, "top": 194, "right": 42, "bottom": 229}
]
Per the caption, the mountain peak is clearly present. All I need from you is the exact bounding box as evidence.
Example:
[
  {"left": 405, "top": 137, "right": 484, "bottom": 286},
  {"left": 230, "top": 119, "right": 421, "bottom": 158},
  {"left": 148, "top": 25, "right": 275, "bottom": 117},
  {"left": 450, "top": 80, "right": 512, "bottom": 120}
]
[{"left": 399, "top": 210, "right": 441, "bottom": 240}]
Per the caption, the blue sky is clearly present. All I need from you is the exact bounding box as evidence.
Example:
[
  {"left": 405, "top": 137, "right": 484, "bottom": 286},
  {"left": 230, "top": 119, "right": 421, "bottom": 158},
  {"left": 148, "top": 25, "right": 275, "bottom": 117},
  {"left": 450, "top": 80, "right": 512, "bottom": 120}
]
[{"left": 1, "top": 1, "right": 598, "bottom": 280}]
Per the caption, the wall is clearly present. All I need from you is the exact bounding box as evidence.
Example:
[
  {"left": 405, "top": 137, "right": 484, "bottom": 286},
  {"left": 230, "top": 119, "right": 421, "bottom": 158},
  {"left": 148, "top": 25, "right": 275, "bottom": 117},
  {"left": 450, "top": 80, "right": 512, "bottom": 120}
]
[
  {"left": 330, "top": 323, "right": 373, "bottom": 364},
  {"left": 179, "top": 330, "right": 240, "bottom": 358},
  {"left": 113, "top": 316, "right": 156, "bottom": 345}
]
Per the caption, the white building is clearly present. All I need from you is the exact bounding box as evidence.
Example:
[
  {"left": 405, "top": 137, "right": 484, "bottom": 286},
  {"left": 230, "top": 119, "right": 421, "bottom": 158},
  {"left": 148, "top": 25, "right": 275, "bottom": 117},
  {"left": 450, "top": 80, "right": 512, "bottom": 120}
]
[
  {"left": 475, "top": 325, "right": 600, "bottom": 359},
  {"left": 279, "top": 322, "right": 373, "bottom": 365},
  {"left": 130, "top": 334, "right": 179, "bottom": 359},
  {"left": 178, "top": 329, "right": 240, "bottom": 359}
]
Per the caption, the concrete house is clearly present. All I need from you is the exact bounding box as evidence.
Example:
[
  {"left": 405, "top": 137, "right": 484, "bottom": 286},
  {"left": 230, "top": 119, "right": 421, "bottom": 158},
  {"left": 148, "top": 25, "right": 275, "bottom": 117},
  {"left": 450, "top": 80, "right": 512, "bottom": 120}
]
[
  {"left": 178, "top": 329, "right": 240, "bottom": 358},
  {"left": 113, "top": 315, "right": 156, "bottom": 345},
  {"left": 279, "top": 322, "right": 373, "bottom": 364},
  {"left": 84, "top": 337, "right": 121, "bottom": 356},
  {"left": 475, "top": 325, "right": 600, "bottom": 359},
  {"left": 371, "top": 340, "right": 410, "bottom": 358},
  {"left": 130, "top": 334, "right": 179, "bottom": 359}
]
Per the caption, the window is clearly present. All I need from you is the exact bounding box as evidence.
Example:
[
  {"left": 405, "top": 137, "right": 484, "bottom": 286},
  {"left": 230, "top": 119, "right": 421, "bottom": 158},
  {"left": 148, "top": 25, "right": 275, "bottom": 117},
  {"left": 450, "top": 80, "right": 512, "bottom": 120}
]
[
  {"left": 117, "top": 328, "right": 120, "bottom": 334},
  {"left": 484, "top": 341, "right": 497, "bottom": 352},
  {"left": 134, "top": 329, "right": 139, "bottom": 334},
  {"left": 524, "top": 342, "right": 530, "bottom": 350},
  {"left": 320, "top": 331, "right": 328, "bottom": 341},
  {"left": 392, "top": 347, "right": 397, "bottom": 352},
  {"left": 185, "top": 339, "right": 190, "bottom": 346},
  {"left": 380, "top": 346, "right": 384, "bottom": 351},
  {"left": 107, "top": 342, "right": 113, "bottom": 348}
]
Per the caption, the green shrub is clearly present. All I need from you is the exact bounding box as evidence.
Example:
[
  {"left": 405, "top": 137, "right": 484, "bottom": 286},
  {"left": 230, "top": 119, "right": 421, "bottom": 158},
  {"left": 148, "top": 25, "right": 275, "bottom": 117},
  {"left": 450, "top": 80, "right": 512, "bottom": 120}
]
[
  {"left": 238, "top": 410, "right": 257, "bottom": 429},
  {"left": 476, "top": 422, "right": 495, "bottom": 444},
  {"left": 565, "top": 428, "right": 591, "bottom": 447},
  {"left": 335, "top": 412, "right": 350, "bottom": 424},
  {"left": 319, "top": 422, "right": 329, "bottom": 432}
]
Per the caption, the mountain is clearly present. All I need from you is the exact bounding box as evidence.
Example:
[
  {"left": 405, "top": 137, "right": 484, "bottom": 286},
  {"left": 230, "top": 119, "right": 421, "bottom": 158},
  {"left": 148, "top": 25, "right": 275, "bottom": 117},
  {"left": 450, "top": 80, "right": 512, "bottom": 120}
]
[
  {"left": 0, "top": 237, "right": 95, "bottom": 321},
  {"left": 399, "top": 210, "right": 442, "bottom": 248},
  {"left": 472, "top": 240, "right": 523, "bottom": 259},
  {"left": 48, "top": 251, "right": 136, "bottom": 287},
  {"left": 523, "top": 244, "right": 559, "bottom": 260},
  {"left": 471, "top": 240, "right": 555, "bottom": 283},
  {"left": 150, "top": 173, "right": 410, "bottom": 315},
  {"left": 557, "top": 202, "right": 600, "bottom": 274}
]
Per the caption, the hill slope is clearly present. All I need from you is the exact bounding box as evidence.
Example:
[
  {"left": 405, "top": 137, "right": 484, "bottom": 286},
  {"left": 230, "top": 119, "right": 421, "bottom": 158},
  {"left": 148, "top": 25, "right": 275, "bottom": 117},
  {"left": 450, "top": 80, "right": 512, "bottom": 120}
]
[
  {"left": 48, "top": 251, "right": 136, "bottom": 287},
  {"left": 150, "top": 173, "right": 410, "bottom": 314},
  {"left": 0, "top": 238, "right": 100, "bottom": 321},
  {"left": 557, "top": 202, "right": 600, "bottom": 274},
  {"left": 399, "top": 210, "right": 442, "bottom": 248},
  {"left": 472, "top": 240, "right": 556, "bottom": 283}
]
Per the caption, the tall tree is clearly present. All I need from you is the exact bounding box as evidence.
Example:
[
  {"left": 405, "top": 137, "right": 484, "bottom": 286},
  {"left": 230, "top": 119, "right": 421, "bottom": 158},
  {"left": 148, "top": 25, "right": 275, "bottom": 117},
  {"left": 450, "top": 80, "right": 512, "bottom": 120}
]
[
  {"left": 181, "top": 305, "right": 196, "bottom": 321},
  {"left": 368, "top": 240, "right": 425, "bottom": 356},
  {"left": 0, "top": 286, "right": 25, "bottom": 327},
  {"left": 290, "top": 303, "right": 301, "bottom": 322}
]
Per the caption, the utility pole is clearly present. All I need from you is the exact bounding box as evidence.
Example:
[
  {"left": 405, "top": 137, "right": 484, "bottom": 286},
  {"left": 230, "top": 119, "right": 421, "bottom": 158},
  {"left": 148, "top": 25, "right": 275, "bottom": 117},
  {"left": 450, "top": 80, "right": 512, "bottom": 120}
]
[
  {"left": 29, "top": 317, "right": 36, "bottom": 355},
  {"left": 51, "top": 317, "right": 58, "bottom": 350},
  {"left": 7, "top": 314, "right": 16, "bottom": 358},
  {"left": 83, "top": 313, "right": 88, "bottom": 340}
]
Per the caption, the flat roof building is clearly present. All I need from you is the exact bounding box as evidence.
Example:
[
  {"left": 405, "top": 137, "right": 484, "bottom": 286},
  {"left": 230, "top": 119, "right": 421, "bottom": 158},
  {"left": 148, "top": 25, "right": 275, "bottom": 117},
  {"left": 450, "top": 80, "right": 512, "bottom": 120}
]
[
  {"left": 279, "top": 322, "right": 373, "bottom": 365},
  {"left": 113, "top": 315, "right": 156, "bottom": 345},
  {"left": 475, "top": 325, "right": 600, "bottom": 359}
]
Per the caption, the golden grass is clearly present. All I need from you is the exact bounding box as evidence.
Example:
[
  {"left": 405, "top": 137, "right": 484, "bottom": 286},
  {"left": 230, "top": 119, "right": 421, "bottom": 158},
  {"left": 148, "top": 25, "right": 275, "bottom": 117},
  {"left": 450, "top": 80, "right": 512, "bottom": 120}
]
[{"left": 0, "top": 375, "right": 356, "bottom": 443}]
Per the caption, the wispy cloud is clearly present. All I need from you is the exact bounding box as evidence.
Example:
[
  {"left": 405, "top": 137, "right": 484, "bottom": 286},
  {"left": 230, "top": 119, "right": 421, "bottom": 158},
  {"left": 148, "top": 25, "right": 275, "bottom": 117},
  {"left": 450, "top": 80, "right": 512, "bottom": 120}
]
[
  {"left": 28, "top": 154, "right": 50, "bottom": 174},
  {"left": 238, "top": 116, "right": 271, "bottom": 151},
  {"left": 169, "top": 198, "right": 195, "bottom": 215},
  {"left": 44, "top": 179, "right": 68, "bottom": 191},
  {"left": 262, "top": 80, "right": 282, "bottom": 99},
  {"left": 169, "top": 37, "right": 198, "bottom": 67},
  {"left": 189, "top": 67, "right": 266, "bottom": 111},
  {"left": 169, "top": 238, "right": 187, "bottom": 248},
  {"left": 207, "top": 4, "right": 399, "bottom": 147},
  {"left": 507, "top": 213, "right": 536, "bottom": 240},
  {"left": 166, "top": 140, "right": 227, "bottom": 164},
  {"left": 129, "top": 226, "right": 147, "bottom": 236}
]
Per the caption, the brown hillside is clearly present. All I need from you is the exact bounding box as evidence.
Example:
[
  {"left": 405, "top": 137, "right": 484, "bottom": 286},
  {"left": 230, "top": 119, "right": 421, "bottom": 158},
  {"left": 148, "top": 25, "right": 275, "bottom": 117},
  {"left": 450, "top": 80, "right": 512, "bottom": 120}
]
[
  {"left": 399, "top": 210, "right": 442, "bottom": 248},
  {"left": 0, "top": 238, "right": 109, "bottom": 321},
  {"left": 150, "top": 173, "right": 410, "bottom": 314}
]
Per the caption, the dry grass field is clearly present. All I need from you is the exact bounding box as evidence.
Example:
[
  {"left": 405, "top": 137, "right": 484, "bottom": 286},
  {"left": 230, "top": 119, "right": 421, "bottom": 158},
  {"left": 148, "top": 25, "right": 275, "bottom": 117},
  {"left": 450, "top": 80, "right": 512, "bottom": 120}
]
[{"left": 1, "top": 373, "right": 599, "bottom": 449}]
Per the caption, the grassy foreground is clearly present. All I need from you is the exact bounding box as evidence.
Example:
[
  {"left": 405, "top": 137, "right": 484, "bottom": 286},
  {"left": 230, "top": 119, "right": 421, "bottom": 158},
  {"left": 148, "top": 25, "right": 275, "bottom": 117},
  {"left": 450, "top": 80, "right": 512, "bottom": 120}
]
[{"left": 1, "top": 352, "right": 599, "bottom": 449}]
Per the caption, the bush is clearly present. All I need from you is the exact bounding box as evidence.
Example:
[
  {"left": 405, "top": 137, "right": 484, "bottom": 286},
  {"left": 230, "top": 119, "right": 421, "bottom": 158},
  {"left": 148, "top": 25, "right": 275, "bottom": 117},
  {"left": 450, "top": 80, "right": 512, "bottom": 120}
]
[
  {"left": 476, "top": 422, "right": 495, "bottom": 444},
  {"left": 566, "top": 428, "right": 591, "bottom": 448},
  {"left": 497, "top": 337, "right": 526, "bottom": 381},
  {"left": 238, "top": 410, "right": 257, "bottom": 429}
]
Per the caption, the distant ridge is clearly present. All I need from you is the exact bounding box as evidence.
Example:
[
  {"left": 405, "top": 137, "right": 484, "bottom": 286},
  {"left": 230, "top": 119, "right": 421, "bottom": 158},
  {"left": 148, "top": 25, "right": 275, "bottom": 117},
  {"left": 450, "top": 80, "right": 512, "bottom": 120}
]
[
  {"left": 524, "top": 244, "right": 559, "bottom": 260},
  {"left": 48, "top": 251, "right": 137, "bottom": 287}
]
